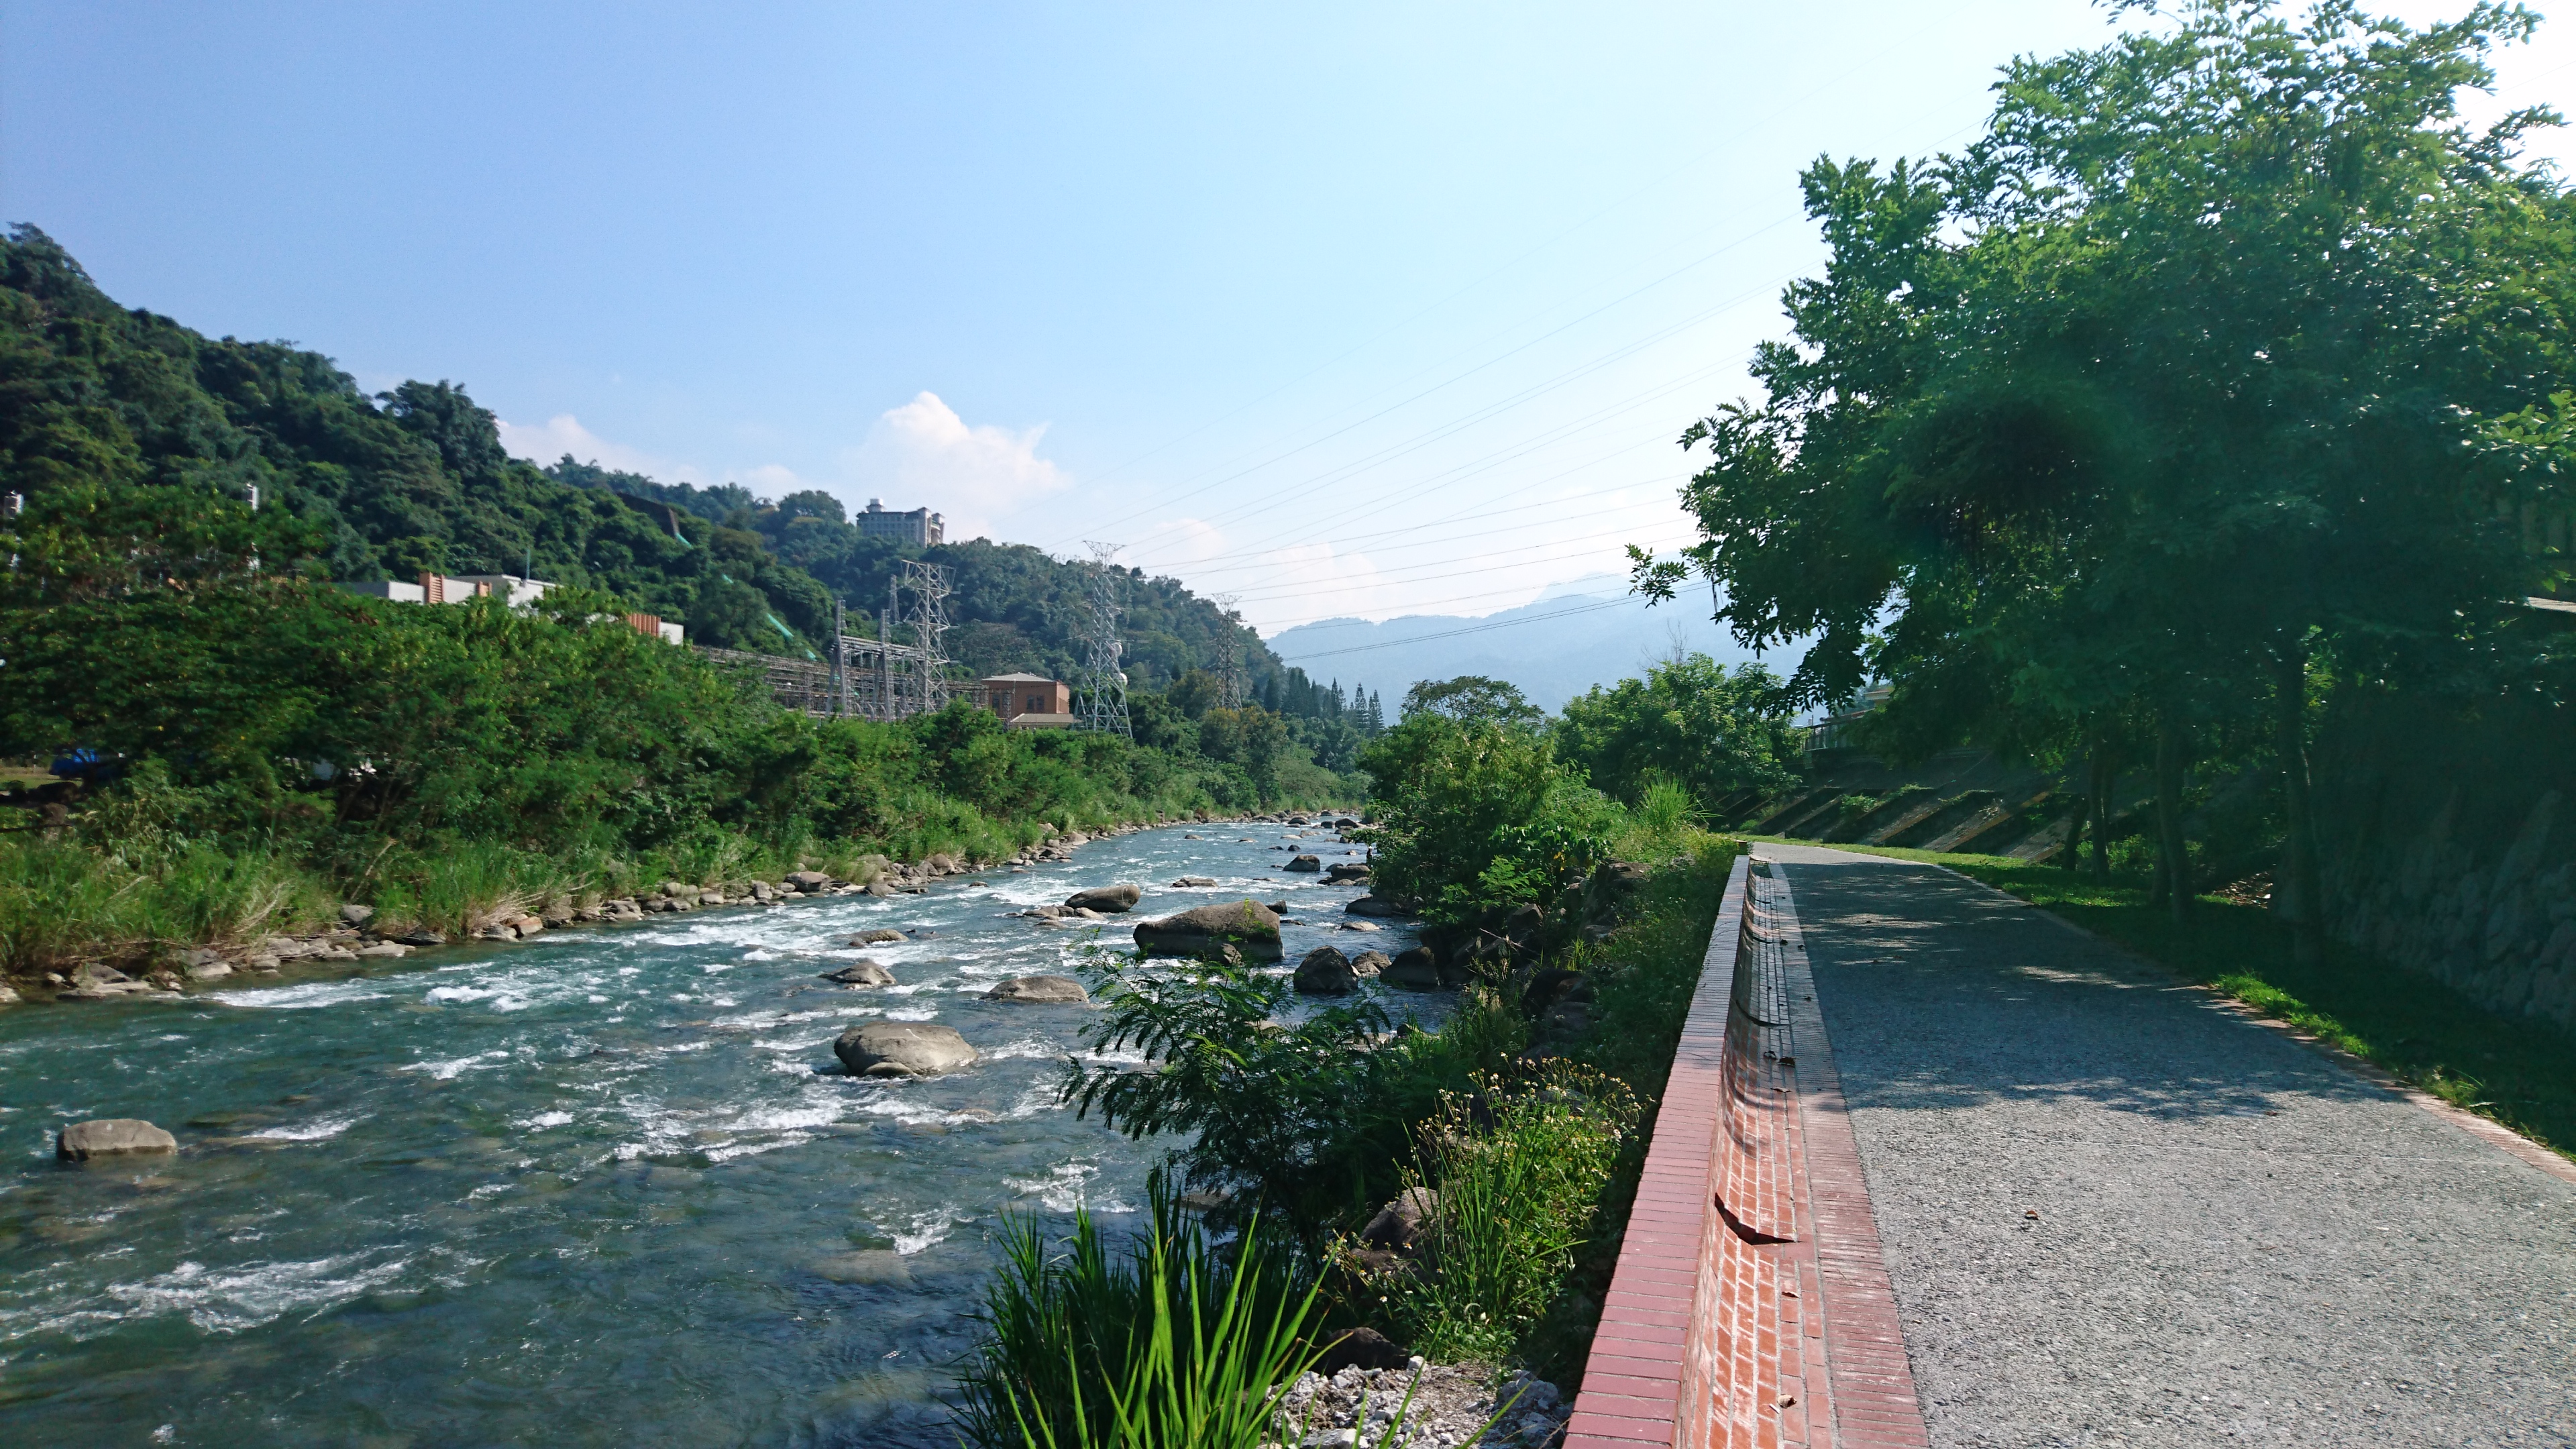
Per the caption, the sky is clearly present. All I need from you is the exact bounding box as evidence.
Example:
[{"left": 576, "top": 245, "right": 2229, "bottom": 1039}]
[{"left": 7, "top": 1, "right": 2572, "bottom": 651}]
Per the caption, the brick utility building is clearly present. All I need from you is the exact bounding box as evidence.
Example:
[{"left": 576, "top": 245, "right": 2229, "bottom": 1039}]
[
  {"left": 981, "top": 674, "right": 1075, "bottom": 729},
  {"left": 857, "top": 499, "right": 945, "bottom": 545}
]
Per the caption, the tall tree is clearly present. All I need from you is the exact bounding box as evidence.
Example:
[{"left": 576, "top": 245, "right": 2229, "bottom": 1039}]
[{"left": 1640, "top": 0, "right": 2576, "bottom": 943}]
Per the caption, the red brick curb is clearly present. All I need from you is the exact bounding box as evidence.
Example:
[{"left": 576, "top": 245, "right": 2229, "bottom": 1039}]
[{"left": 1565, "top": 858, "right": 1930, "bottom": 1449}]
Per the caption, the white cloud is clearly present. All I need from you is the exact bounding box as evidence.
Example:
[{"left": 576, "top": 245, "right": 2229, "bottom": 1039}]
[
  {"left": 496, "top": 413, "right": 706, "bottom": 484},
  {"left": 840, "top": 392, "right": 1070, "bottom": 539},
  {"left": 737, "top": 463, "right": 815, "bottom": 496},
  {"left": 1130, "top": 517, "right": 1232, "bottom": 568}
]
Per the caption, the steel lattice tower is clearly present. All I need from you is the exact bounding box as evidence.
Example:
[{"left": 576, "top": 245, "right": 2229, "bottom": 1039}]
[
  {"left": 1078, "top": 541, "right": 1132, "bottom": 739},
  {"left": 1210, "top": 592, "right": 1248, "bottom": 709},
  {"left": 898, "top": 559, "right": 955, "bottom": 714}
]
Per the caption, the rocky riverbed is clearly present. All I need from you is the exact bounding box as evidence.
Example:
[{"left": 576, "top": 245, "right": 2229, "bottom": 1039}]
[{"left": 0, "top": 815, "right": 1431, "bottom": 1446}]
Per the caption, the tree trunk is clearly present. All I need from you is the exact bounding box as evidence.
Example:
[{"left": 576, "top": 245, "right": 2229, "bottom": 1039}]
[
  {"left": 2155, "top": 719, "right": 2191, "bottom": 924},
  {"left": 2062, "top": 746, "right": 2092, "bottom": 873},
  {"left": 2088, "top": 745, "right": 2114, "bottom": 883},
  {"left": 2273, "top": 643, "right": 2324, "bottom": 965}
]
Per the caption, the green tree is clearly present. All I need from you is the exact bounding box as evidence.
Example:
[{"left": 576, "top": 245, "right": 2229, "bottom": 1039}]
[
  {"left": 1639, "top": 0, "right": 2576, "bottom": 947},
  {"left": 1554, "top": 655, "right": 1801, "bottom": 808},
  {"left": 1399, "top": 676, "right": 1543, "bottom": 728},
  {"left": 1358, "top": 714, "right": 1614, "bottom": 926}
]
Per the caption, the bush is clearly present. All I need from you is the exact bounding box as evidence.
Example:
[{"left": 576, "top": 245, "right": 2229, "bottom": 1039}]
[
  {"left": 1553, "top": 653, "right": 1802, "bottom": 810},
  {"left": 1062, "top": 949, "right": 1417, "bottom": 1238},
  {"left": 1366, "top": 1064, "right": 1641, "bottom": 1364},
  {"left": 1357, "top": 714, "right": 1619, "bottom": 928}
]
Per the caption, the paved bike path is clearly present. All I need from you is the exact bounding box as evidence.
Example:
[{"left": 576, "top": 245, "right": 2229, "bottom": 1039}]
[{"left": 1759, "top": 843, "right": 2576, "bottom": 1448}]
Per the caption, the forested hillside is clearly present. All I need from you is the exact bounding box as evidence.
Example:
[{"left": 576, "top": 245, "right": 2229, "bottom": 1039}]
[
  {"left": 0, "top": 223, "right": 1371, "bottom": 982},
  {"left": 0, "top": 225, "right": 1270, "bottom": 684}
]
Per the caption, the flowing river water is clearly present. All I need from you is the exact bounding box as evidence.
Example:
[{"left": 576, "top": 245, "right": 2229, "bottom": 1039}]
[{"left": 0, "top": 822, "right": 1427, "bottom": 1446}]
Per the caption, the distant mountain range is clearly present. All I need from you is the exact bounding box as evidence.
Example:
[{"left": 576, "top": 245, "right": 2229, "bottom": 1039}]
[{"left": 1264, "top": 576, "right": 1810, "bottom": 713}]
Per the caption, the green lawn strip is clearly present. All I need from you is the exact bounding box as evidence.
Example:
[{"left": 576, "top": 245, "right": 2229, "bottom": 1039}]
[{"left": 1748, "top": 837, "right": 2576, "bottom": 1164}]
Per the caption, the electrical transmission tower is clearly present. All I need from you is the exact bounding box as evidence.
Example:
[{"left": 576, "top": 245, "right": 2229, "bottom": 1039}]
[
  {"left": 897, "top": 559, "right": 955, "bottom": 715},
  {"left": 1077, "top": 541, "right": 1132, "bottom": 739},
  {"left": 1210, "top": 592, "right": 1248, "bottom": 709}
]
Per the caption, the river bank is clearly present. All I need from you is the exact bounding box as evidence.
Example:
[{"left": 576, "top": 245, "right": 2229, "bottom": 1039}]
[
  {"left": 0, "top": 806, "right": 1364, "bottom": 1006},
  {"left": 0, "top": 820, "right": 1407, "bottom": 1446}
]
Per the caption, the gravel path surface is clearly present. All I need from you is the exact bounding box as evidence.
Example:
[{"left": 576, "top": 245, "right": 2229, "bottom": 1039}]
[{"left": 1759, "top": 843, "right": 2576, "bottom": 1448}]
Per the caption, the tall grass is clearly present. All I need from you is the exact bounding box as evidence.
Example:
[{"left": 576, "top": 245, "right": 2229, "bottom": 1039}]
[
  {"left": 1368, "top": 1064, "right": 1640, "bottom": 1364},
  {"left": 1608, "top": 776, "right": 1706, "bottom": 863},
  {"left": 0, "top": 836, "right": 332, "bottom": 975},
  {"left": 1575, "top": 835, "right": 1743, "bottom": 1093},
  {"left": 957, "top": 1177, "right": 1344, "bottom": 1449}
]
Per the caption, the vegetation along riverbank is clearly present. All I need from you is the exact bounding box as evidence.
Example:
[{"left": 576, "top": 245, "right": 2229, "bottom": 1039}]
[{"left": 951, "top": 670, "right": 1782, "bottom": 1448}]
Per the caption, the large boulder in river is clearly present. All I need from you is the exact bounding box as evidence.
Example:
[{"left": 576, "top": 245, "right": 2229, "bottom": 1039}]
[
  {"left": 1283, "top": 854, "right": 1322, "bottom": 873},
  {"left": 56, "top": 1119, "right": 177, "bottom": 1161},
  {"left": 1345, "top": 894, "right": 1412, "bottom": 919},
  {"left": 1294, "top": 946, "right": 1357, "bottom": 996},
  {"left": 983, "top": 974, "right": 1089, "bottom": 1004},
  {"left": 820, "top": 961, "right": 896, "bottom": 987},
  {"left": 835, "top": 1022, "right": 979, "bottom": 1077},
  {"left": 1064, "top": 884, "right": 1142, "bottom": 914},
  {"left": 1350, "top": 950, "right": 1391, "bottom": 977},
  {"left": 1132, "top": 900, "right": 1283, "bottom": 962},
  {"left": 1381, "top": 947, "right": 1443, "bottom": 991}
]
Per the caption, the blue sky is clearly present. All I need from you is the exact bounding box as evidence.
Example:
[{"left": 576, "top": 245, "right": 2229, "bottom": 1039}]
[{"left": 8, "top": 1, "right": 2569, "bottom": 637}]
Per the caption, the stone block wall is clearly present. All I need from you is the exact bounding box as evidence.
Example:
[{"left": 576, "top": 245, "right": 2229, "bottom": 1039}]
[{"left": 2312, "top": 690, "right": 2576, "bottom": 1036}]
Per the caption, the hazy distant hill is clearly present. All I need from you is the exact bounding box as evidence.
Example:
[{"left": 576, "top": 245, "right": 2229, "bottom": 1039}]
[{"left": 1263, "top": 578, "right": 1809, "bottom": 713}]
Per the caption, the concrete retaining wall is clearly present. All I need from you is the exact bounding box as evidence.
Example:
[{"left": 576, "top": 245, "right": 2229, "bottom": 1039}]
[{"left": 2312, "top": 689, "right": 2576, "bottom": 1035}]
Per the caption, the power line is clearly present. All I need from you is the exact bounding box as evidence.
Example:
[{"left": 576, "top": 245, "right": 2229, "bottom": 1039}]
[
  {"left": 1214, "top": 523, "right": 1699, "bottom": 604},
  {"left": 1141, "top": 484, "right": 1686, "bottom": 583},
  {"left": 1040, "top": 7, "right": 1978, "bottom": 542},
  {"left": 1249, "top": 570, "right": 1670, "bottom": 631},
  {"left": 1115, "top": 272, "right": 1792, "bottom": 561},
  {"left": 1273, "top": 596, "right": 1646, "bottom": 662}
]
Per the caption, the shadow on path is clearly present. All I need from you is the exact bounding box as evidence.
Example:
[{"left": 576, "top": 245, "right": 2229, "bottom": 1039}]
[{"left": 1763, "top": 845, "right": 2576, "bottom": 1449}]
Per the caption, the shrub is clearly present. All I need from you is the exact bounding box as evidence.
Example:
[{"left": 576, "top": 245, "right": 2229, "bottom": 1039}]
[
  {"left": 1357, "top": 715, "right": 1618, "bottom": 928},
  {"left": 1362, "top": 1065, "right": 1641, "bottom": 1364}
]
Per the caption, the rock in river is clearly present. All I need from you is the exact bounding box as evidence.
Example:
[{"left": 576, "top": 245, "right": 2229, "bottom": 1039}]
[
  {"left": 835, "top": 1022, "right": 978, "bottom": 1078},
  {"left": 983, "top": 974, "right": 1089, "bottom": 1004},
  {"left": 1294, "top": 946, "right": 1357, "bottom": 996},
  {"left": 1283, "top": 854, "right": 1323, "bottom": 873},
  {"left": 1132, "top": 900, "right": 1283, "bottom": 962},
  {"left": 57, "top": 1118, "right": 178, "bottom": 1161},
  {"left": 1344, "top": 894, "right": 1411, "bottom": 918},
  {"left": 1063, "top": 884, "right": 1142, "bottom": 914},
  {"left": 1381, "top": 947, "right": 1442, "bottom": 991},
  {"left": 820, "top": 961, "right": 896, "bottom": 987},
  {"left": 848, "top": 930, "right": 905, "bottom": 946}
]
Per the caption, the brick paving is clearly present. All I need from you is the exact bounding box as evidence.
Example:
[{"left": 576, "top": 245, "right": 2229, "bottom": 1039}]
[{"left": 1568, "top": 857, "right": 1931, "bottom": 1449}]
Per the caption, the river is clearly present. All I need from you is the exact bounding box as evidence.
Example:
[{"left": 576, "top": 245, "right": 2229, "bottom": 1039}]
[{"left": 0, "top": 821, "right": 1424, "bottom": 1446}]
